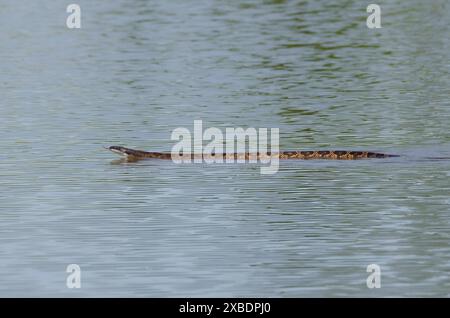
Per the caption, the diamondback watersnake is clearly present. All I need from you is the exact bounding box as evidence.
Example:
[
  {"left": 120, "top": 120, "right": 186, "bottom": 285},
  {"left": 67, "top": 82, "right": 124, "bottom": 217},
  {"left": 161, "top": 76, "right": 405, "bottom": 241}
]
[{"left": 107, "top": 146, "right": 400, "bottom": 161}]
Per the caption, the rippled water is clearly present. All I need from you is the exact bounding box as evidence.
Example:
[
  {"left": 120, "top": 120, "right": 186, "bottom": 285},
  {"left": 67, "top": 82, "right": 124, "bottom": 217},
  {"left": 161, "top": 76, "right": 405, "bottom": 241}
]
[{"left": 1, "top": 0, "right": 449, "bottom": 297}]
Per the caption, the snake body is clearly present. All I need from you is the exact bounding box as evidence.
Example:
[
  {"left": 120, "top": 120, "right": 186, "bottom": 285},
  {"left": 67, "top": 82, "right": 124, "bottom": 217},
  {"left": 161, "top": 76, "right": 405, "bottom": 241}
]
[{"left": 108, "top": 146, "right": 399, "bottom": 160}]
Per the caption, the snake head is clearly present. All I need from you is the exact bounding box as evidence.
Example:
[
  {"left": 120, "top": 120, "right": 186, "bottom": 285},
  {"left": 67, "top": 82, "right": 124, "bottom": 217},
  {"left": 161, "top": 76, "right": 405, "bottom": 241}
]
[{"left": 107, "top": 146, "right": 130, "bottom": 156}]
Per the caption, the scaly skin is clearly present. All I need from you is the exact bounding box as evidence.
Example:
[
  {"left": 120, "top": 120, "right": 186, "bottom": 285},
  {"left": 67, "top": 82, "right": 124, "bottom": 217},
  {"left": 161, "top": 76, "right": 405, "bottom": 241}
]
[{"left": 108, "top": 146, "right": 399, "bottom": 160}]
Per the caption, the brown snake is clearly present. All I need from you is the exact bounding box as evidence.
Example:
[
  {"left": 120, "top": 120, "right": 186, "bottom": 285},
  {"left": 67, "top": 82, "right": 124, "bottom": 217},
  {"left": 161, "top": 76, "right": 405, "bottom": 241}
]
[{"left": 107, "top": 146, "right": 399, "bottom": 161}]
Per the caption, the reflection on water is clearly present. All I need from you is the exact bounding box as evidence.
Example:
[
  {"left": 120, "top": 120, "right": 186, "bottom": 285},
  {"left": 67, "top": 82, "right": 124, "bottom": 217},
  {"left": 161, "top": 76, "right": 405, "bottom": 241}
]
[{"left": 0, "top": 0, "right": 449, "bottom": 296}]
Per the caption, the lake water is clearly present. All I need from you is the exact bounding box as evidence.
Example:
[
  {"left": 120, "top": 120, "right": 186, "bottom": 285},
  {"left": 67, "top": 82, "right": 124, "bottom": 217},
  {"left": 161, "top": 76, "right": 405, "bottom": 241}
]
[{"left": 0, "top": 0, "right": 449, "bottom": 297}]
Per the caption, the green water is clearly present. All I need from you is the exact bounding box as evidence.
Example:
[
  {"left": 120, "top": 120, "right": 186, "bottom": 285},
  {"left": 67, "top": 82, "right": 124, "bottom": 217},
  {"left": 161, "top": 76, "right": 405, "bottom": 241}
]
[{"left": 0, "top": 0, "right": 449, "bottom": 296}]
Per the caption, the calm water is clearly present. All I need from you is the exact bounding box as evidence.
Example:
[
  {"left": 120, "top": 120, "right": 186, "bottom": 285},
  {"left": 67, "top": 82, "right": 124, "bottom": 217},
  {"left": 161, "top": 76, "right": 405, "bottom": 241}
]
[{"left": 1, "top": 0, "right": 449, "bottom": 297}]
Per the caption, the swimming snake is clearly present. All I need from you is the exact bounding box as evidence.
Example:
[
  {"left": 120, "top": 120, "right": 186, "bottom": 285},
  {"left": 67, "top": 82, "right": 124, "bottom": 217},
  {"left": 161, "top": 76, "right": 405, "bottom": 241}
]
[{"left": 107, "top": 146, "right": 400, "bottom": 161}]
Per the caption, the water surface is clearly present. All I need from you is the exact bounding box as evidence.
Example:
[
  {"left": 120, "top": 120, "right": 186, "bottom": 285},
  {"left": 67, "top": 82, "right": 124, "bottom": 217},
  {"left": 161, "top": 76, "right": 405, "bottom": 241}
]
[{"left": 0, "top": 0, "right": 449, "bottom": 296}]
